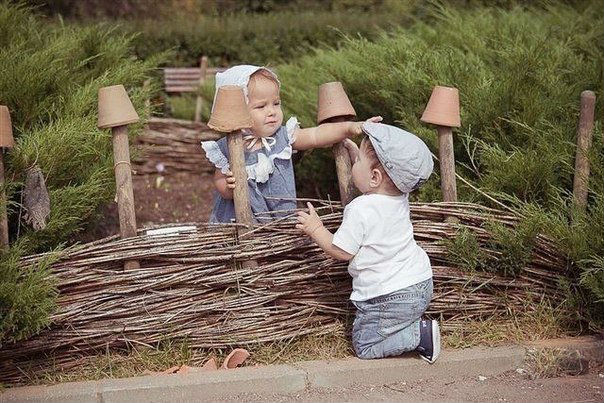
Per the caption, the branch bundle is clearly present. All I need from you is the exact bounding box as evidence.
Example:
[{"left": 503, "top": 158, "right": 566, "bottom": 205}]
[{"left": 132, "top": 118, "right": 219, "bottom": 175}]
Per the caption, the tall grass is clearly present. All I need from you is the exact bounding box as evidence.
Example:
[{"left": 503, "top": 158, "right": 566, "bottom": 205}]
[{"left": 0, "top": 2, "right": 164, "bottom": 344}]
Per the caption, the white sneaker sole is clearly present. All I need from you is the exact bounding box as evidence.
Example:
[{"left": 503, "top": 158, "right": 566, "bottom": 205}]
[{"left": 430, "top": 320, "right": 441, "bottom": 364}]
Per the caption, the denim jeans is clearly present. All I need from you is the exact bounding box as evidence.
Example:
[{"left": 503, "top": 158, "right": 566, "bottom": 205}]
[{"left": 351, "top": 278, "right": 433, "bottom": 359}]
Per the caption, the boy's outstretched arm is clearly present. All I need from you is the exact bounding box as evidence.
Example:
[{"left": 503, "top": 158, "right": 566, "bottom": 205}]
[
  {"left": 292, "top": 116, "right": 382, "bottom": 151},
  {"left": 296, "top": 202, "right": 353, "bottom": 261}
]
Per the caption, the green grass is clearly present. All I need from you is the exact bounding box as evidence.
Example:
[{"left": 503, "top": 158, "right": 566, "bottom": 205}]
[{"left": 17, "top": 303, "right": 575, "bottom": 387}]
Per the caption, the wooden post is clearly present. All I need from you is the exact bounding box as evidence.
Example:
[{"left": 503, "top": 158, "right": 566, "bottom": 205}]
[
  {"left": 142, "top": 78, "right": 151, "bottom": 115},
  {"left": 112, "top": 125, "right": 139, "bottom": 269},
  {"left": 0, "top": 105, "right": 15, "bottom": 250},
  {"left": 333, "top": 141, "right": 356, "bottom": 206},
  {"left": 436, "top": 126, "right": 457, "bottom": 203},
  {"left": 194, "top": 56, "right": 208, "bottom": 123},
  {"left": 420, "top": 86, "right": 461, "bottom": 223},
  {"left": 572, "top": 90, "right": 596, "bottom": 212},
  {"left": 227, "top": 131, "right": 258, "bottom": 269},
  {"left": 98, "top": 85, "right": 140, "bottom": 270},
  {"left": 208, "top": 85, "right": 257, "bottom": 268},
  {"left": 227, "top": 131, "right": 254, "bottom": 226},
  {"left": 317, "top": 82, "right": 358, "bottom": 206},
  {"left": 0, "top": 151, "right": 9, "bottom": 249}
]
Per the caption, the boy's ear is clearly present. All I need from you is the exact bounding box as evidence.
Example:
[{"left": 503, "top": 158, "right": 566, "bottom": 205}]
[{"left": 370, "top": 168, "right": 383, "bottom": 188}]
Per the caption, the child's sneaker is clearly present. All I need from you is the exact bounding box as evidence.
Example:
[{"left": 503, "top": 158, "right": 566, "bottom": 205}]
[{"left": 416, "top": 319, "right": 440, "bottom": 364}]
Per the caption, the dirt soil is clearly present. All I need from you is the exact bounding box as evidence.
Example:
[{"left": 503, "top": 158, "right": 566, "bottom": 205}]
[
  {"left": 212, "top": 370, "right": 604, "bottom": 403},
  {"left": 81, "top": 171, "right": 214, "bottom": 241}
]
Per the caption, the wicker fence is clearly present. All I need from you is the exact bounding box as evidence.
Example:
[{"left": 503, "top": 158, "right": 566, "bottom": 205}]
[{"left": 0, "top": 201, "right": 567, "bottom": 384}]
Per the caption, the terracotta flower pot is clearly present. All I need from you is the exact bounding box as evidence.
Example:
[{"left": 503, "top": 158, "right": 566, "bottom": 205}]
[
  {"left": 317, "top": 82, "right": 356, "bottom": 124},
  {"left": 420, "top": 86, "right": 461, "bottom": 128},
  {"left": 208, "top": 86, "right": 253, "bottom": 132},
  {"left": 221, "top": 348, "right": 250, "bottom": 369},
  {"left": 97, "top": 85, "right": 140, "bottom": 129},
  {"left": 0, "top": 105, "right": 14, "bottom": 148},
  {"left": 202, "top": 357, "right": 218, "bottom": 371}
]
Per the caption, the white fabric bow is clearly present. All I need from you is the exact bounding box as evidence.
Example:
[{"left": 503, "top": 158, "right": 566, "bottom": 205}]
[{"left": 243, "top": 134, "right": 277, "bottom": 151}]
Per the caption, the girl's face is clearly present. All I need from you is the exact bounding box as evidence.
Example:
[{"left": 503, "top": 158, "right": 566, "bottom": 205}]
[{"left": 247, "top": 77, "right": 283, "bottom": 137}]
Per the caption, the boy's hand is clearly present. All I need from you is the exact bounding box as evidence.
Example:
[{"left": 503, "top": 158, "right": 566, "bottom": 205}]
[
  {"left": 225, "top": 170, "right": 236, "bottom": 189},
  {"left": 350, "top": 116, "right": 383, "bottom": 137},
  {"left": 296, "top": 202, "right": 324, "bottom": 237}
]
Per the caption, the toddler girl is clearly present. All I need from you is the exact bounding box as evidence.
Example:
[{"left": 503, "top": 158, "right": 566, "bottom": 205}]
[{"left": 202, "top": 65, "right": 379, "bottom": 223}]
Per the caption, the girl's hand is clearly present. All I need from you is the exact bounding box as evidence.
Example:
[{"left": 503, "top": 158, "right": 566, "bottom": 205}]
[
  {"left": 225, "top": 170, "right": 236, "bottom": 189},
  {"left": 296, "top": 202, "right": 324, "bottom": 237},
  {"left": 350, "top": 116, "right": 383, "bottom": 137}
]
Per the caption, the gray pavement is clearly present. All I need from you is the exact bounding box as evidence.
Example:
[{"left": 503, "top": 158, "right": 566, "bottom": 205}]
[{"left": 1, "top": 336, "right": 602, "bottom": 403}]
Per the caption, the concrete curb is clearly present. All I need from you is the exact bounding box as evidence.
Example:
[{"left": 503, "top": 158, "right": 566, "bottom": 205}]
[
  {"left": 297, "top": 346, "right": 524, "bottom": 389},
  {"left": 2, "top": 337, "right": 601, "bottom": 403}
]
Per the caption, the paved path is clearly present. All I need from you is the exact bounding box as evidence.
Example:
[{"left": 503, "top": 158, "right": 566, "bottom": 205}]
[{"left": 2, "top": 337, "right": 602, "bottom": 403}]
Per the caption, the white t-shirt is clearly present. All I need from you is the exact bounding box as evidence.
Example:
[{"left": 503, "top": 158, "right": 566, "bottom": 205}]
[{"left": 332, "top": 193, "right": 432, "bottom": 301}]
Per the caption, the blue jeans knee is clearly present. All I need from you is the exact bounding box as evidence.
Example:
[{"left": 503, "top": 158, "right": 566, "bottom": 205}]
[{"left": 351, "top": 279, "right": 433, "bottom": 359}]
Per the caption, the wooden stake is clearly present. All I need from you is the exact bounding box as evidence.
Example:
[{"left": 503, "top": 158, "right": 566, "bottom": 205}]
[
  {"left": 333, "top": 141, "right": 356, "bottom": 206},
  {"left": 321, "top": 115, "right": 357, "bottom": 206},
  {"left": 227, "top": 130, "right": 257, "bottom": 268},
  {"left": 572, "top": 90, "right": 596, "bottom": 213},
  {"left": 112, "top": 125, "right": 140, "bottom": 270},
  {"left": 0, "top": 151, "right": 9, "bottom": 249},
  {"left": 436, "top": 125, "right": 457, "bottom": 203},
  {"left": 194, "top": 56, "right": 208, "bottom": 123}
]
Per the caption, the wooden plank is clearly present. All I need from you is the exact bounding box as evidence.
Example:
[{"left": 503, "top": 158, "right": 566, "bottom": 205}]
[
  {"left": 165, "top": 86, "right": 198, "bottom": 93},
  {"left": 163, "top": 65, "right": 228, "bottom": 93},
  {"left": 164, "top": 67, "right": 201, "bottom": 74},
  {"left": 165, "top": 79, "right": 200, "bottom": 86},
  {"left": 165, "top": 72, "right": 200, "bottom": 78}
]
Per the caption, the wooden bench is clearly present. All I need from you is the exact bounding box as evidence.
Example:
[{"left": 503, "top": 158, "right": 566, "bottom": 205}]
[{"left": 163, "top": 56, "right": 228, "bottom": 122}]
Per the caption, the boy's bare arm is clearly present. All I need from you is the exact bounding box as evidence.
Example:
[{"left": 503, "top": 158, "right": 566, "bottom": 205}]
[
  {"left": 213, "top": 169, "right": 235, "bottom": 199},
  {"left": 296, "top": 202, "right": 353, "bottom": 261}
]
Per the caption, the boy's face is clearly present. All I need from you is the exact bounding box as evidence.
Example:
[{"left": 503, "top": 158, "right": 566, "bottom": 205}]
[
  {"left": 351, "top": 140, "right": 375, "bottom": 194},
  {"left": 247, "top": 77, "right": 283, "bottom": 137}
]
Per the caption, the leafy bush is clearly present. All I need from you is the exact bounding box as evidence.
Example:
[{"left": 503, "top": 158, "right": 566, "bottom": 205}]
[
  {"left": 0, "top": 2, "right": 163, "bottom": 344},
  {"left": 272, "top": 2, "right": 602, "bottom": 327},
  {"left": 275, "top": 2, "right": 602, "bottom": 200},
  {"left": 443, "top": 227, "right": 486, "bottom": 272}
]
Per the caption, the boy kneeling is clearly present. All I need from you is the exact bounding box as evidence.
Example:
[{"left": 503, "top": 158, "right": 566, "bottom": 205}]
[{"left": 297, "top": 122, "right": 440, "bottom": 362}]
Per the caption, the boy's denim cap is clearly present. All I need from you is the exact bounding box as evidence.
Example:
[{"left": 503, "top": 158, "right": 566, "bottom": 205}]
[{"left": 362, "top": 122, "right": 434, "bottom": 193}]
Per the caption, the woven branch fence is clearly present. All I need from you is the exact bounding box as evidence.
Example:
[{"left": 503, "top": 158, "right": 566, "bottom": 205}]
[
  {"left": 0, "top": 201, "right": 568, "bottom": 384},
  {"left": 132, "top": 118, "right": 218, "bottom": 175}
]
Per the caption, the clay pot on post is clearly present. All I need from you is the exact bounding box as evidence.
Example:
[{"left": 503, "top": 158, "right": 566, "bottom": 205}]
[
  {"left": 98, "top": 85, "right": 140, "bottom": 270},
  {"left": 208, "top": 85, "right": 257, "bottom": 268},
  {"left": 421, "top": 86, "right": 461, "bottom": 207},
  {"left": 0, "top": 105, "right": 15, "bottom": 249},
  {"left": 317, "top": 82, "right": 357, "bottom": 206}
]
